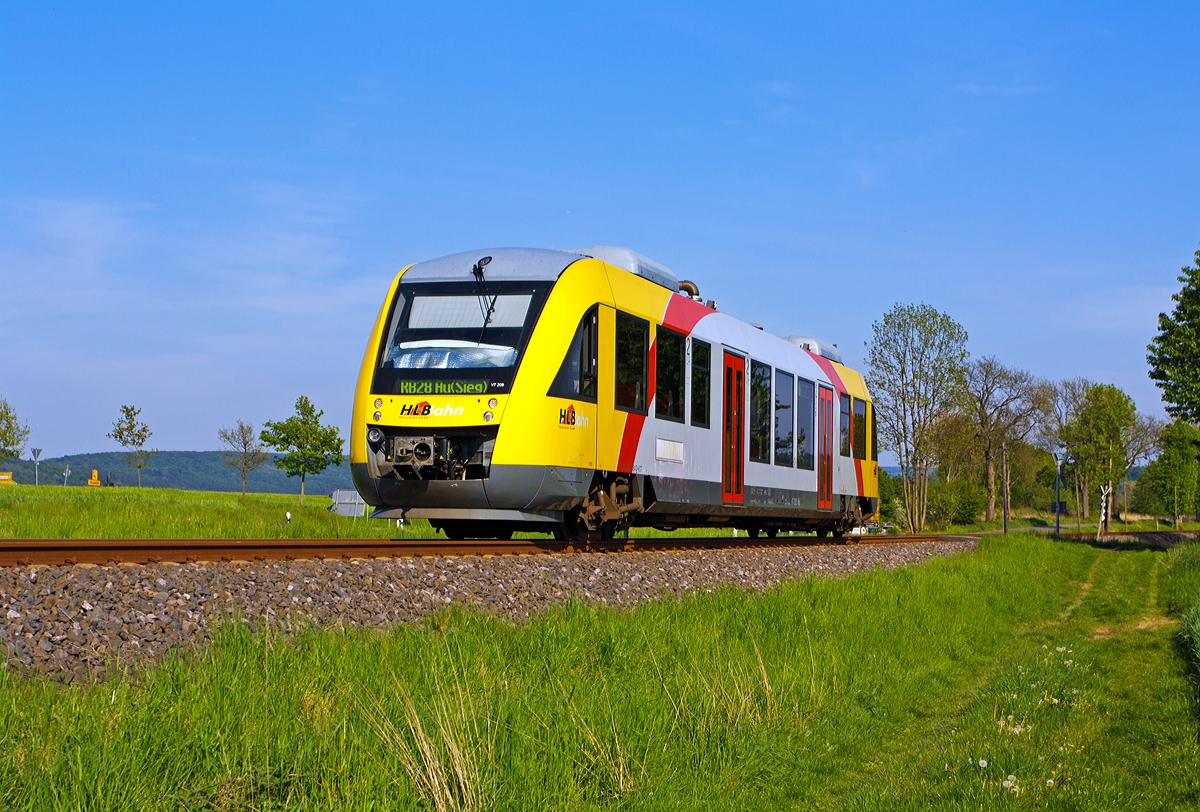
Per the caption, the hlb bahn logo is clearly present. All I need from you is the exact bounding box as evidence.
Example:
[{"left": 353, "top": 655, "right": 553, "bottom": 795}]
[
  {"left": 558, "top": 405, "right": 589, "bottom": 427},
  {"left": 400, "top": 401, "right": 465, "bottom": 418}
]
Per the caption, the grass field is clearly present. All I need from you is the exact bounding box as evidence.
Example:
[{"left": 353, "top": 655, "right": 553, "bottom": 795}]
[
  {"left": 0, "top": 484, "right": 752, "bottom": 540},
  {"left": 1, "top": 533, "right": 1198, "bottom": 809}
]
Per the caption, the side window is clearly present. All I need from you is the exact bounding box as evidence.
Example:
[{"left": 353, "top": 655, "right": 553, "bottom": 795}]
[
  {"left": 691, "top": 339, "right": 711, "bottom": 428},
  {"left": 749, "top": 360, "right": 772, "bottom": 463},
  {"left": 853, "top": 397, "right": 867, "bottom": 460},
  {"left": 797, "top": 378, "right": 815, "bottom": 470},
  {"left": 774, "top": 370, "right": 794, "bottom": 466},
  {"left": 870, "top": 402, "right": 879, "bottom": 461},
  {"left": 655, "top": 327, "right": 686, "bottom": 422},
  {"left": 840, "top": 392, "right": 852, "bottom": 457},
  {"left": 615, "top": 312, "right": 649, "bottom": 413},
  {"left": 548, "top": 307, "right": 598, "bottom": 402}
]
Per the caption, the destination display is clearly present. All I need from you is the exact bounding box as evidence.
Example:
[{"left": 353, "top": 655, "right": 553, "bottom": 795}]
[{"left": 397, "top": 379, "right": 488, "bottom": 395}]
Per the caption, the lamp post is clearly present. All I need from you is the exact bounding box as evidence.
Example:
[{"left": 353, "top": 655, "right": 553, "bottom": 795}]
[
  {"left": 30, "top": 448, "right": 41, "bottom": 486},
  {"left": 62, "top": 464, "right": 70, "bottom": 487}
]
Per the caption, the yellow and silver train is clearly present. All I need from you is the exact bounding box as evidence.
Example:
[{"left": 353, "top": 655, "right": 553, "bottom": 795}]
[{"left": 350, "top": 247, "right": 879, "bottom": 540}]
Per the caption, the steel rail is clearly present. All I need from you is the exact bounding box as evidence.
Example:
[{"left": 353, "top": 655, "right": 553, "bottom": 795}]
[{"left": 0, "top": 534, "right": 948, "bottom": 568}]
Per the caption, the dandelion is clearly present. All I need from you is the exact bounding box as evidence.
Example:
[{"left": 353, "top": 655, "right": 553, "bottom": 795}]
[
  {"left": 979, "top": 759, "right": 988, "bottom": 768},
  {"left": 1047, "top": 779, "right": 1055, "bottom": 787},
  {"left": 1056, "top": 646, "right": 1066, "bottom": 652}
]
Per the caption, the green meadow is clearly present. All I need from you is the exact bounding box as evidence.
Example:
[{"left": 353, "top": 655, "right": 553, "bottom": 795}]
[
  {"left": 0, "top": 484, "right": 746, "bottom": 539},
  {"left": 1, "top": 533, "right": 1198, "bottom": 810}
]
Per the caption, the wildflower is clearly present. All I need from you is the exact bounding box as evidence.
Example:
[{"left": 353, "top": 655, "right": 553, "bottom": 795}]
[
  {"left": 1056, "top": 646, "right": 1066, "bottom": 652},
  {"left": 979, "top": 759, "right": 988, "bottom": 768},
  {"left": 1047, "top": 779, "right": 1055, "bottom": 787}
]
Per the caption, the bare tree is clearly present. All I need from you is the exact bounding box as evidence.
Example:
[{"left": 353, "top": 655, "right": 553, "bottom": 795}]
[
  {"left": 218, "top": 420, "right": 270, "bottom": 503},
  {"left": 866, "top": 303, "right": 969, "bottom": 532},
  {"left": 107, "top": 405, "right": 156, "bottom": 487},
  {"left": 961, "top": 357, "right": 1053, "bottom": 522}
]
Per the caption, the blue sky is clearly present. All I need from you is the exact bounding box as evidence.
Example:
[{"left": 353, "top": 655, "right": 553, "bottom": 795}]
[{"left": 2, "top": 3, "right": 1198, "bottom": 459}]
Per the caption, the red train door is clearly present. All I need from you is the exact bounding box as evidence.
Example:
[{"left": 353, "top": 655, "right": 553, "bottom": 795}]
[
  {"left": 817, "top": 385, "right": 834, "bottom": 510},
  {"left": 722, "top": 352, "right": 745, "bottom": 503}
]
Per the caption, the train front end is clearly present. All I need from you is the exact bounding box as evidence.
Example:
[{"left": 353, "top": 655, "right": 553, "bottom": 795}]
[{"left": 350, "top": 248, "right": 583, "bottom": 536}]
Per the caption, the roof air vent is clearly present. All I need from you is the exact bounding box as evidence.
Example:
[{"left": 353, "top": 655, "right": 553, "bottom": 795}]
[{"left": 786, "top": 335, "right": 842, "bottom": 364}]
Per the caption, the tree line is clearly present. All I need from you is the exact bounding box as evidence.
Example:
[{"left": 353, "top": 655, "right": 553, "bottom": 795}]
[
  {"left": 0, "top": 394, "right": 342, "bottom": 506},
  {"left": 870, "top": 244, "right": 1200, "bottom": 532}
]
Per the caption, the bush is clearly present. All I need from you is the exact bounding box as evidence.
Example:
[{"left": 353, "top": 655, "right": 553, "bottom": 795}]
[{"left": 925, "top": 479, "right": 986, "bottom": 529}]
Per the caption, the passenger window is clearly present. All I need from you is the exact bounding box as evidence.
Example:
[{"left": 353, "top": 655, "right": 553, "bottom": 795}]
[
  {"left": 840, "top": 393, "right": 852, "bottom": 457},
  {"left": 615, "top": 312, "right": 649, "bottom": 413},
  {"left": 774, "top": 370, "right": 794, "bottom": 466},
  {"left": 749, "top": 360, "right": 772, "bottom": 463},
  {"left": 853, "top": 397, "right": 867, "bottom": 460},
  {"left": 797, "top": 378, "right": 815, "bottom": 470},
  {"left": 548, "top": 307, "right": 598, "bottom": 402},
  {"left": 655, "top": 327, "right": 686, "bottom": 422},
  {"left": 691, "top": 339, "right": 711, "bottom": 428}
]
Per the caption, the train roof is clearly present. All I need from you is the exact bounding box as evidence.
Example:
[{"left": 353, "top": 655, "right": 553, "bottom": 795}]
[
  {"left": 403, "top": 248, "right": 585, "bottom": 283},
  {"left": 403, "top": 246, "right": 680, "bottom": 292}
]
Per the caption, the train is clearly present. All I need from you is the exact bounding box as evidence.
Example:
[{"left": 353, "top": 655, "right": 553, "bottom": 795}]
[{"left": 350, "top": 247, "right": 879, "bottom": 541}]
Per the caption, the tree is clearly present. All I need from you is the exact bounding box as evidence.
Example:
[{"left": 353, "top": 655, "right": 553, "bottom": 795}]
[
  {"left": 1061, "top": 384, "right": 1137, "bottom": 531},
  {"left": 961, "top": 357, "right": 1052, "bottom": 522},
  {"left": 218, "top": 420, "right": 270, "bottom": 503},
  {"left": 0, "top": 393, "right": 31, "bottom": 462},
  {"left": 260, "top": 396, "right": 344, "bottom": 505},
  {"left": 866, "top": 303, "right": 969, "bottom": 532},
  {"left": 1148, "top": 245, "right": 1200, "bottom": 421},
  {"left": 927, "top": 411, "right": 981, "bottom": 485},
  {"left": 107, "top": 405, "right": 156, "bottom": 487},
  {"left": 1136, "top": 421, "right": 1199, "bottom": 529}
]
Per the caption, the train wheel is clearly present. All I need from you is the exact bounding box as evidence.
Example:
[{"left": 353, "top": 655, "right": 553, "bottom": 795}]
[
  {"left": 766, "top": 528, "right": 778, "bottom": 539},
  {"left": 815, "top": 527, "right": 829, "bottom": 538},
  {"left": 494, "top": 526, "right": 514, "bottom": 540},
  {"left": 746, "top": 527, "right": 760, "bottom": 539},
  {"left": 440, "top": 521, "right": 468, "bottom": 540}
]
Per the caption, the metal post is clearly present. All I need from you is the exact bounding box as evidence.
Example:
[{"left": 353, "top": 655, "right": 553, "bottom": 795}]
[
  {"left": 1001, "top": 442, "right": 1009, "bottom": 535},
  {"left": 1054, "top": 453, "right": 1062, "bottom": 540},
  {"left": 31, "top": 448, "right": 41, "bottom": 486}
]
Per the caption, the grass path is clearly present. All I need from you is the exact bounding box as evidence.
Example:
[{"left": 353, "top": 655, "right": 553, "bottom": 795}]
[{"left": 827, "top": 548, "right": 1200, "bottom": 810}]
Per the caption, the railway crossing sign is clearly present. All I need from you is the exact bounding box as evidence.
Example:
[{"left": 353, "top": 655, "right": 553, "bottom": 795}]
[{"left": 87, "top": 469, "right": 101, "bottom": 487}]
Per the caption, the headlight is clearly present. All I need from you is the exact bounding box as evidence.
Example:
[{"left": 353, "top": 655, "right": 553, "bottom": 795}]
[
  {"left": 483, "top": 411, "right": 494, "bottom": 422},
  {"left": 374, "top": 398, "right": 383, "bottom": 408},
  {"left": 373, "top": 411, "right": 382, "bottom": 421},
  {"left": 488, "top": 398, "right": 498, "bottom": 409},
  {"left": 367, "top": 427, "right": 384, "bottom": 444}
]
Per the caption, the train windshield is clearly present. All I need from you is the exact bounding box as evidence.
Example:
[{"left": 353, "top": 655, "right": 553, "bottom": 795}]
[
  {"left": 372, "top": 281, "right": 551, "bottom": 394},
  {"left": 384, "top": 294, "right": 532, "bottom": 369}
]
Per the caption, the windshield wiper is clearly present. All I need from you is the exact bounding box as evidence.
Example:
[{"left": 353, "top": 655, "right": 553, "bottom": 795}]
[{"left": 472, "top": 255, "right": 497, "bottom": 342}]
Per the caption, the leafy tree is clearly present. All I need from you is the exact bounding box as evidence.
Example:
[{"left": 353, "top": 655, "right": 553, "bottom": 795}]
[
  {"left": 1060, "top": 384, "right": 1136, "bottom": 531},
  {"left": 1135, "top": 421, "right": 1199, "bottom": 529},
  {"left": 1148, "top": 245, "right": 1200, "bottom": 421},
  {"left": 0, "top": 393, "right": 31, "bottom": 462},
  {"left": 260, "top": 396, "right": 344, "bottom": 505},
  {"left": 218, "top": 420, "right": 270, "bottom": 503},
  {"left": 961, "top": 357, "right": 1052, "bottom": 522},
  {"left": 866, "top": 303, "right": 969, "bottom": 532},
  {"left": 928, "top": 411, "right": 981, "bottom": 485},
  {"left": 877, "top": 469, "right": 905, "bottom": 527},
  {"left": 107, "top": 405, "right": 156, "bottom": 487}
]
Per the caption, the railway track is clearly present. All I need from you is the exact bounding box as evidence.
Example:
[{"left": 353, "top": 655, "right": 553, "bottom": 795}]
[{"left": 0, "top": 534, "right": 948, "bottom": 568}]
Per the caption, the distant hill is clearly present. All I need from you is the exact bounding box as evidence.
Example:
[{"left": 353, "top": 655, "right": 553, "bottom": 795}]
[{"left": 0, "top": 451, "right": 354, "bottom": 495}]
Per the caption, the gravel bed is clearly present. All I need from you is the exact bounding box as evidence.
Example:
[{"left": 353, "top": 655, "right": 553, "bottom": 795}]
[{"left": 0, "top": 538, "right": 975, "bottom": 682}]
